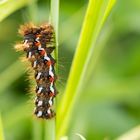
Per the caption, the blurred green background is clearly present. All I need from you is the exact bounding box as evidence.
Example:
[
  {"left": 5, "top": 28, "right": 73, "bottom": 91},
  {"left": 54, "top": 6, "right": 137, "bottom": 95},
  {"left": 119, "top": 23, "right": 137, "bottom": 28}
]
[{"left": 0, "top": 0, "right": 140, "bottom": 140}]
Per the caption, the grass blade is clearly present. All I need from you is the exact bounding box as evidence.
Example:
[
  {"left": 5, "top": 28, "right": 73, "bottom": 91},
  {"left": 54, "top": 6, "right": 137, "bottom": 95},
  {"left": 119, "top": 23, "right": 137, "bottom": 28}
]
[
  {"left": 57, "top": 0, "right": 116, "bottom": 139},
  {"left": 32, "top": 120, "right": 44, "bottom": 140},
  {"left": 84, "top": 25, "right": 113, "bottom": 85},
  {"left": 44, "top": 0, "right": 59, "bottom": 140},
  {"left": 45, "top": 120, "right": 55, "bottom": 140},
  {"left": 50, "top": 0, "right": 59, "bottom": 71}
]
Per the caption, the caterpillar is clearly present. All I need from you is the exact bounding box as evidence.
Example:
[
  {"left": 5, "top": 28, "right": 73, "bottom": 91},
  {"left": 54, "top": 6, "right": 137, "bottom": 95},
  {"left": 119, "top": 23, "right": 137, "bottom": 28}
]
[{"left": 15, "top": 23, "right": 57, "bottom": 119}]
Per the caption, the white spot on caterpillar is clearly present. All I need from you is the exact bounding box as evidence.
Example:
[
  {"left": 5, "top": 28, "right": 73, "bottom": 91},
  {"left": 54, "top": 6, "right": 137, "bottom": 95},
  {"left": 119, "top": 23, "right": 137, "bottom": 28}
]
[
  {"left": 50, "top": 83, "right": 54, "bottom": 93},
  {"left": 37, "top": 87, "right": 43, "bottom": 94},
  {"left": 49, "top": 65, "right": 54, "bottom": 77},
  {"left": 37, "top": 111, "right": 43, "bottom": 117},
  {"left": 35, "top": 37, "right": 40, "bottom": 42},
  {"left": 44, "top": 56, "right": 50, "bottom": 61},
  {"left": 26, "top": 44, "right": 30, "bottom": 48},
  {"left": 47, "top": 108, "right": 51, "bottom": 114},
  {"left": 33, "top": 61, "right": 37, "bottom": 68},
  {"left": 28, "top": 52, "right": 32, "bottom": 58},
  {"left": 24, "top": 40, "right": 30, "bottom": 48},
  {"left": 36, "top": 72, "right": 42, "bottom": 80},
  {"left": 48, "top": 97, "right": 53, "bottom": 106},
  {"left": 37, "top": 45, "right": 42, "bottom": 49},
  {"left": 24, "top": 39, "right": 28, "bottom": 45},
  {"left": 38, "top": 100, "right": 43, "bottom": 106}
]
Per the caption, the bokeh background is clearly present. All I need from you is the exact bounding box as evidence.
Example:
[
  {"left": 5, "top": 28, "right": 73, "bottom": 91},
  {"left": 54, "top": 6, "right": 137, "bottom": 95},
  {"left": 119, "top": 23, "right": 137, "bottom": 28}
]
[{"left": 0, "top": 0, "right": 140, "bottom": 140}]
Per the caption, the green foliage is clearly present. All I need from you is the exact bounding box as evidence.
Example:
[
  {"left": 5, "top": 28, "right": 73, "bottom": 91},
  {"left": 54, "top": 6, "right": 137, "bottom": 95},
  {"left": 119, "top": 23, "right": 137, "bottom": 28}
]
[{"left": 0, "top": 0, "right": 140, "bottom": 140}]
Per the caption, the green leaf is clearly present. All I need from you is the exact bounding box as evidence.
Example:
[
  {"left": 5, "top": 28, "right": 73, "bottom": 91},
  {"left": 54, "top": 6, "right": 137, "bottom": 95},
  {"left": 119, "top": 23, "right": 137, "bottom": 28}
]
[
  {"left": 56, "top": 0, "right": 116, "bottom": 139},
  {"left": 0, "top": 0, "right": 30, "bottom": 22}
]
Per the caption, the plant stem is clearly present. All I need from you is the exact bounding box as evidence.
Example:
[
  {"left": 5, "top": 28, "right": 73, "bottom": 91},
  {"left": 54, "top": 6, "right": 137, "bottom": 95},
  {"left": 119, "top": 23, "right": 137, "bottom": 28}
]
[
  {"left": 45, "top": 119, "right": 55, "bottom": 140},
  {"left": 32, "top": 120, "right": 44, "bottom": 140},
  {"left": 50, "top": 0, "right": 59, "bottom": 72},
  {"left": 45, "top": 0, "right": 59, "bottom": 140}
]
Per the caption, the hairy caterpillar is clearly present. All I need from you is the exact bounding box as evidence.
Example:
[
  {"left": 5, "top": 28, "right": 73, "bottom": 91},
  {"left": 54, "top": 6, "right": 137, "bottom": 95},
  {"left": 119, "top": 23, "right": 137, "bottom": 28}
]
[{"left": 15, "top": 23, "right": 57, "bottom": 119}]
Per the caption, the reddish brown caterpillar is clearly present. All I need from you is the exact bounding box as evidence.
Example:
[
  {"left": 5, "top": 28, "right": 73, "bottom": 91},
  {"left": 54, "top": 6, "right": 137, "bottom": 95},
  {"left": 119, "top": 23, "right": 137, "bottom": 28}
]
[{"left": 15, "top": 23, "right": 57, "bottom": 119}]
